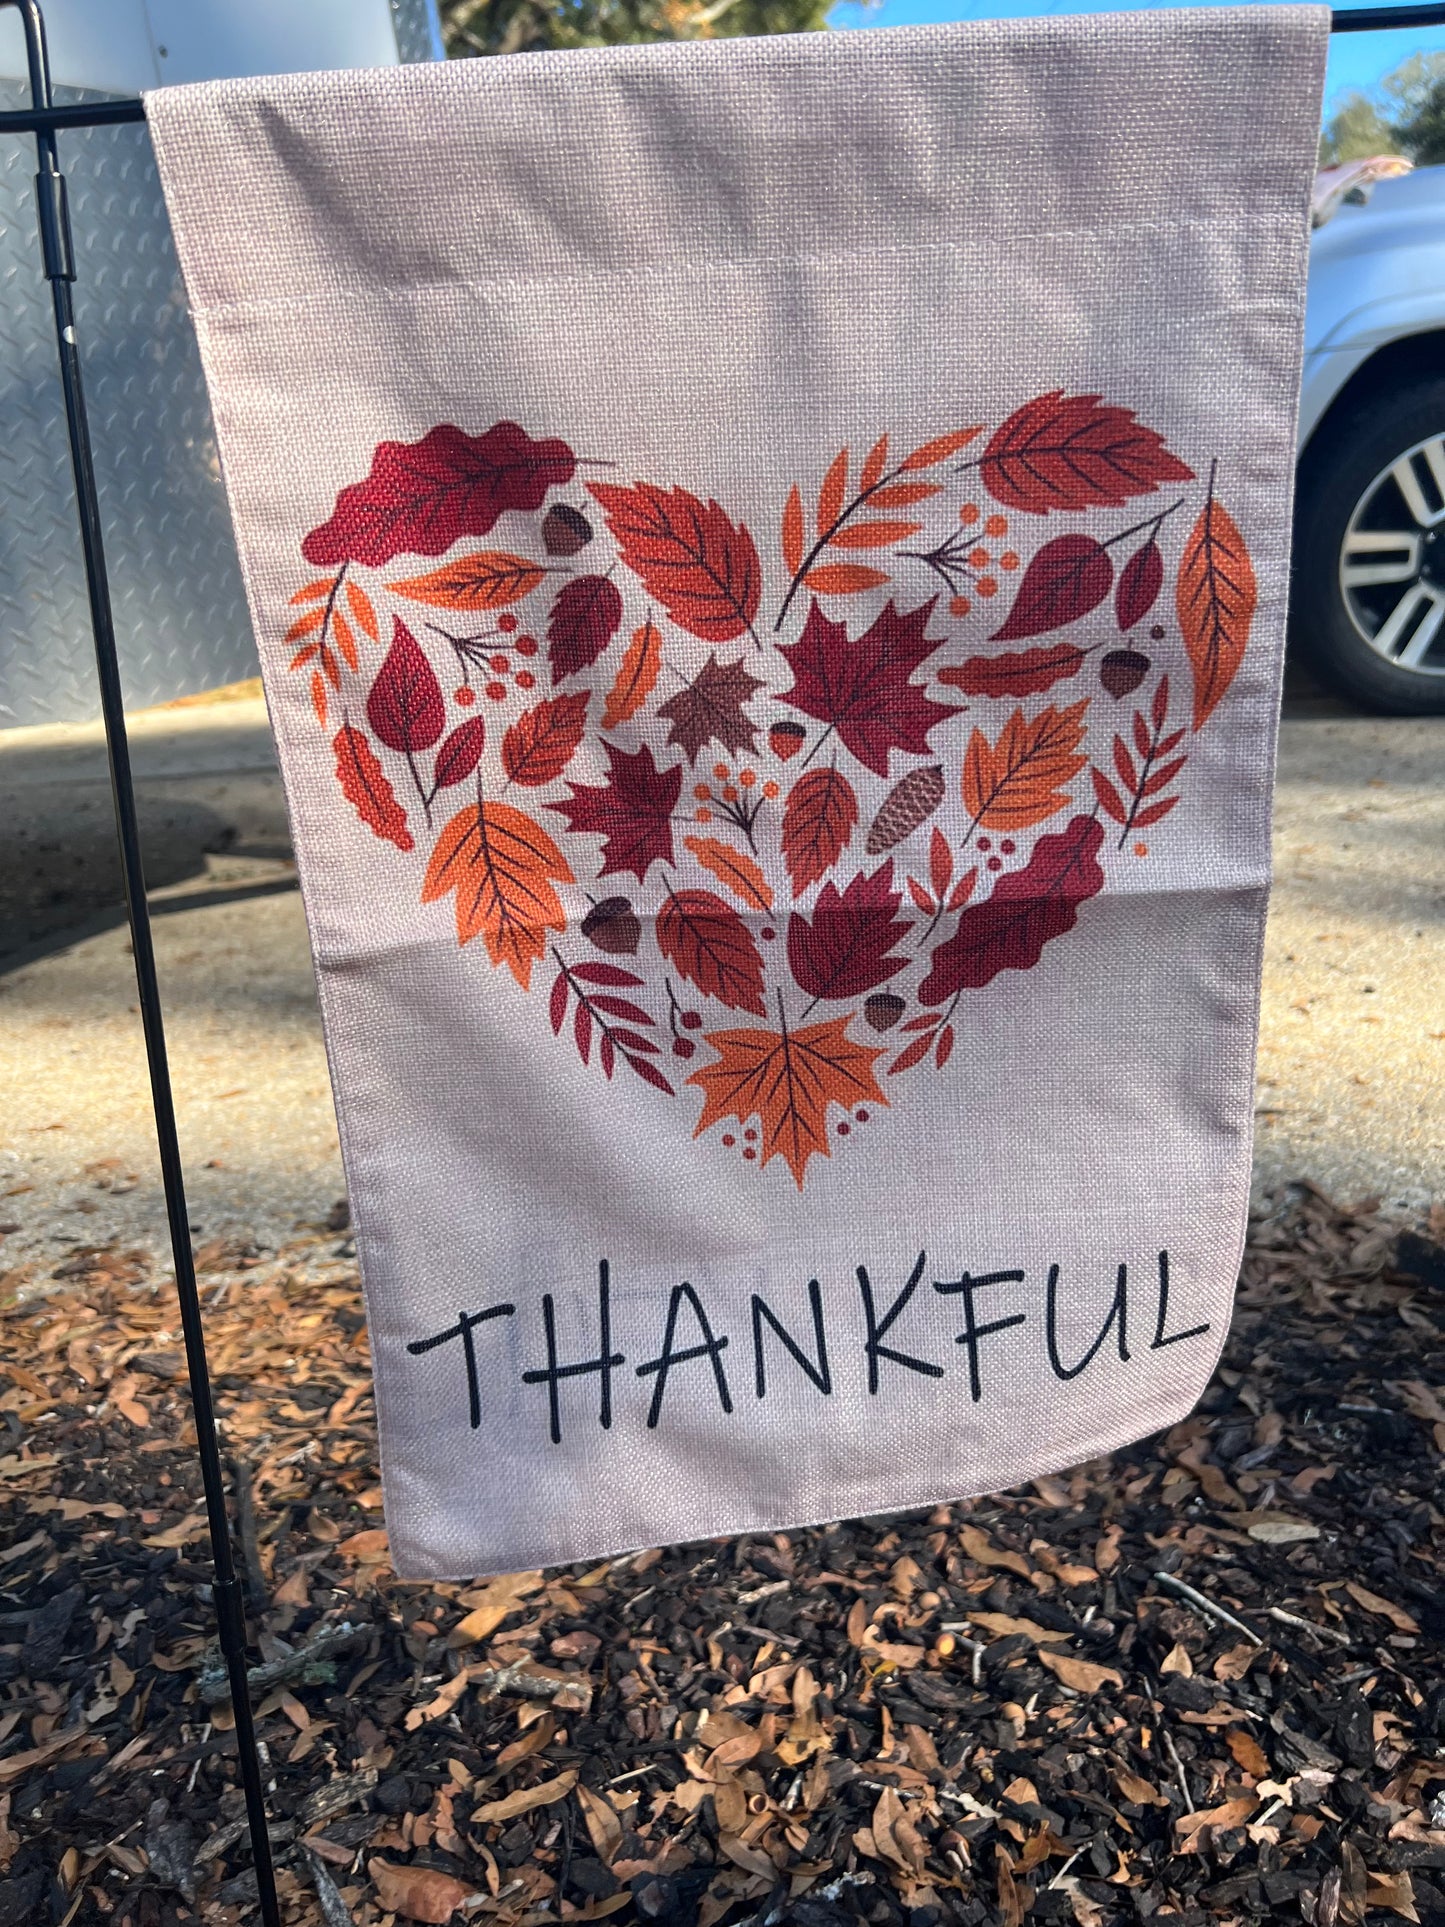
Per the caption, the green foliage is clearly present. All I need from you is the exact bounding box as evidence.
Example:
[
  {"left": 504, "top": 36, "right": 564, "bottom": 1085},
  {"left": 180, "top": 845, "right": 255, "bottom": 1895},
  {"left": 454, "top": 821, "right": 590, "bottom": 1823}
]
[
  {"left": 441, "top": 0, "right": 828, "bottom": 58},
  {"left": 1318, "top": 91, "right": 1401, "bottom": 167},
  {"left": 1382, "top": 51, "right": 1445, "bottom": 166}
]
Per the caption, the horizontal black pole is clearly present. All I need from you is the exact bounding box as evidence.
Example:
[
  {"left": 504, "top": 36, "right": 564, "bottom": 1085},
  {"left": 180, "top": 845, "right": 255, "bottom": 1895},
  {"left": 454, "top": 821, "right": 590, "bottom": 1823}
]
[{"left": 0, "top": 0, "right": 1438, "bottom": 138}]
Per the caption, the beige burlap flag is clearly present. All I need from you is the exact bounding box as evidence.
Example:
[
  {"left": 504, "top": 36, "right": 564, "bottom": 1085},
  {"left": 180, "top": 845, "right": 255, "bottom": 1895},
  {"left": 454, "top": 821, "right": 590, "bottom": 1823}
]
[{"left": 146, "top": 10, "right": 1328, "bottom": 1578}]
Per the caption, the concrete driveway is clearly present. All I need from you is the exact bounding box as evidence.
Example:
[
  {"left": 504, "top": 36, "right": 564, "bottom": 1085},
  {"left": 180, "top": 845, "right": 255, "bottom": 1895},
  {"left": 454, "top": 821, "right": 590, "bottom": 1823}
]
[{"left": 1, "top": 683, "right": 1440, "bottom": 1276}]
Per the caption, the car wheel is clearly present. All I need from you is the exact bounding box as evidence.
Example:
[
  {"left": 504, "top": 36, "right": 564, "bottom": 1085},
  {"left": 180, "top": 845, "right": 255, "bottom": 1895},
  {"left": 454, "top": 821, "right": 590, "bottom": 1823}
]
[{"left": 1292, "top": 371, "right": 1445, "bottom": 715}]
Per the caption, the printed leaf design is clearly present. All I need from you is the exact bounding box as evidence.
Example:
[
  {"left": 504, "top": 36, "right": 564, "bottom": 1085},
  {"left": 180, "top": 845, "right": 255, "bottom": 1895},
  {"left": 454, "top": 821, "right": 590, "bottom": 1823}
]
[
  {"left": 962, "top": 700, "right": 1090, "bottom": 833},
  {"left": 1177, "top": 475, "right": 1256, "bottom": 729},
  {"left": 782, "top": 486, "right": 805, "bottom": 578},
  {"left": 345, "top": 579, "right": 379, "bottom": 642},
  {"left": 827, "top": 520, "right": 923, "bottom": 551},
  {"left": 1115, "top": 538, "right": 1164, "bottom": 632},
  {"left": 937, "top": 643, "right": 1086, "bottom": 700},
  {"left": 303, "top": 421, "right": 576, "bottom": 567},
  {"left": 901, "top": 427, "right": 983, "bottom": 471},
  {"left": 501, "top": 692, "right": 589, "bottom": 788},
  {"left": 865, "top": 765, "right": 945, "bottom": 856},
  {"left": 980, "top": 392, "right": 1193, "bottom": 516},
  {"left": 658, "top": 889, "right": 767, "bottom": 1016},
  {"left": 688, "top": 1013, "right": 887, "bottom": 1187},
  {"left": 787, "top": 861, "right": 912, "bottom": 1001},
  {"left": 332, "top": 724, "right": 413, "bottom": 851},
  {"left": 367, "top": 619, "right": 446, "bottom": 753},
  {"left": 432, "top": 716, "right": 487, "bottom": 791},
  {"left": 684, "top": 835, "right": 774, "bottom": 913},
  {"left": 549, "top": 740, "right": 682, "bottom": 882},
  {"left": 421, "top": 801, "right": 573, "bottom": 988},
  {"left": 588, "top": 481, "right": 761, "bottom": 642},
  {"left": 1091, "top": 675, "right": 1188, "bottom": 842},
  {"left": 388, "top": 551, "right": 548, "bottom": 612},
  {"left": 992, "top": 534, "right": 1113, "bottom": 642},
  {"left": 782, "top": 767, "right": 858, "bottom": 897},
  {"left": 800, "top": 563, "right": 891, "bottom": 597},
  {"left": 779, "top": 598, "right": 960, "bottom": 777},
  {"left": 919, "top": 815, "right": 1106, "bottom": 1003},
  {"left": 548, "top": 575, "right": 625, "bottom": 684},
  {"left": 655, "top": 653, "right": 764, "bottom": 764},
  {"left": 601, "top": 617, "right": 663, "bottom": 731}
]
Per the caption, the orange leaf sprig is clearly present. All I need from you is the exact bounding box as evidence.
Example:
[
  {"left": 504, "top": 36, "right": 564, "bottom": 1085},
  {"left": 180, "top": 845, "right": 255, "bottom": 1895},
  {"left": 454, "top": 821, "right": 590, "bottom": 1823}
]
[
  {"left": 286, "top": 565, "right": 381, "bottom": 727},
  {"left": 775, "top": 427, "right": 983, "bottom": 630}
]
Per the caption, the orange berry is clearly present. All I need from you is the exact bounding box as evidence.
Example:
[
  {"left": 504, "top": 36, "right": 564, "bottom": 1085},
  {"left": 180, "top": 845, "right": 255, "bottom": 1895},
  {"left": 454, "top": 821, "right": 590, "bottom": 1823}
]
[
  {"left": 695, "top": 807, "right": 712, "bottom": 822},
  {"left": 1134, "top": 840, "right": 1149, "bottom": 857},
  {"left": 762, "top": 780, "right": 779, "bottom": 799},
  {"left": 977, "top": 576, "right": 998, "bottom": 598},
  {"left": 1000, "top": 550, "right": 1020, "bottom": 570},
  {"left": 454, "top": 685, "right": 475, "bottom": 706},
  {"left": 968, "top": 547, "right": 989, "bottom": 569},
  {"left": 722, "top": 785, "right": 739, "bottom": 802},
  {"left": 985, "top": 513, "right": 1008, "bottom": 537},
  {"left": 713, "top": 762, "right": 730, "bottom": 781},
  {"left": 486, "top": 681, "right": 507, "bottom": 701},
  {"left": 490, "top": 654, "right": 509, "bottom": 673},
  {"left": 693, "top": 783, "right": 711, "bottom": 801},
  {"left": 739, "top": 769, "right": 757, "bottom": 788},
  {"left": 949, "top": 595, "right": 972, "bottom": 618},
  {"left": 959, "top": 502, "right": 980, "bottom": 524},
  {"left": 515, "top": 669, "right": 535, "bottom": 690},
  {"left": 497, "top": 613, "right": 518, "bottom": 633}
]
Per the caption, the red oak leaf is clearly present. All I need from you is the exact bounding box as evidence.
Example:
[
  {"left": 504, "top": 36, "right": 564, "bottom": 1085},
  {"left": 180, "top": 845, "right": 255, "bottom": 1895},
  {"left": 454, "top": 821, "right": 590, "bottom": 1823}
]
[
  {"left": 549, "top": 740, "right": 682, "bottom": 882},
  {"left": 367, "top": 618, "right": 446, "bottom": 753},
  {"left": 303, "top": 421, "right": 576, "bottom": 568},
  {"left": 991, "top": 534, "right": 1113, "bottom": 642},
  {"left": 787, "top": 860, "right": 912, "bottom": 1001},
  {"left": 587, "top": 481, "right": 761, "bottom": 643},
  {"left": 779, "top": 598, "right": 960, "bottom": 777},
  {"left": 501, "top": 692, "right": 589, "bottom": 788},
  {"left": 547, "top": 575, "right": 625, "bottom": 684},
  {"left": 918, "top": 815, "right": 1105, "bottom": 1004},
  {"left": 655, "top": 654, "right": 764, "bottom": 764},
  {"left": 658, "top": 889, "right": 767, "bottom": 1016},
  {"left": 781, "top": 767, "right": 858, "bottom": 897},
  {"left": 979, "top": 392, "right": 1193, "bottom": 516}
]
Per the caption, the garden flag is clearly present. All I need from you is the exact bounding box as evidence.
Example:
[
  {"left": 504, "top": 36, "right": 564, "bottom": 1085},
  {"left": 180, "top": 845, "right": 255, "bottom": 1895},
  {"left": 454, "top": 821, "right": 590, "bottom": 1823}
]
[{"left": 147, "top": 9, "right": 1329, "bottom": 1578}]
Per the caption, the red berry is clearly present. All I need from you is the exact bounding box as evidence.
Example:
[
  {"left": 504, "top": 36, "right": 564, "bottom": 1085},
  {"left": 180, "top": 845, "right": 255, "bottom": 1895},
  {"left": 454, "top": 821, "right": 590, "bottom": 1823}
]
[
  {"left": 454, "top": 685, "right": 475, "bottom": 706},
  {"left": 1000, "top": 839, "right": 1016, "bottom": 854},
  {"left": 497, "top": 613, "right": 518, "bottom": 632},
  {"left": 760, "top": 926, "right": 776, "bottom": 942},
  {"left": 978, "top": 837, "right": 992, "bottom": 851},
  {"left": 987, "top": 857, "right": 1003, "bottom": 872},
  {"left": 743, "top": 1148, "right": 757, "bottom": 1161},
  {"left": 515, "top": 669, "right": 536, "bottom": 691},
  {"left": 681, "top": 1010, "right": 703, "bottom": 1030},
  {"left": 486, "top": 682, "right": 506, "bottom": 702},
  {"left": 672, "top": 1038, "right": 696, "bottom": 1059},
  {"left": 490, "top": 654, "right": 509, "bottom": 673},
  {"left": 517, "top": 636, "right": 539, "bottom": 657},
  {"left": 855, "top": 1110, "right": 870, "bottom": 1123}
]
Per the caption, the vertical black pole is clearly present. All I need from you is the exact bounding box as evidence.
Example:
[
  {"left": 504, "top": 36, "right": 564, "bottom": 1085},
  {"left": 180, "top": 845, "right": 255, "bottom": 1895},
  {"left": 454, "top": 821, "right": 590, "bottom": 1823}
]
[{"left": 0, "top": 5, "right": 281, "bottom": 1919}]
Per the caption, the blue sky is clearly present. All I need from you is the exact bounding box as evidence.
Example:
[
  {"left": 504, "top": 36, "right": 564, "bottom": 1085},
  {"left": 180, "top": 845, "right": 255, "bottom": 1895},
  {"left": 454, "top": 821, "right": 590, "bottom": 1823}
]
[{"left": 826, "top": 0, "right": 1445, "bottom": 117}]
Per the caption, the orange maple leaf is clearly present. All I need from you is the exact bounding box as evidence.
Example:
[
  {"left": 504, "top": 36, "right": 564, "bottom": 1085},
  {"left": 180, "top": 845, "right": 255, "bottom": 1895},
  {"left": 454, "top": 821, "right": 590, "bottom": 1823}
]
[
  {"left": 961, "top": 699, "right": 1090, "bottom": 833},
  {"left": 421, "top": 801, "right": 572, "bottom": 988},
  {"left": 688, "top": 1011, "right": 887, "bottom": 1188}
]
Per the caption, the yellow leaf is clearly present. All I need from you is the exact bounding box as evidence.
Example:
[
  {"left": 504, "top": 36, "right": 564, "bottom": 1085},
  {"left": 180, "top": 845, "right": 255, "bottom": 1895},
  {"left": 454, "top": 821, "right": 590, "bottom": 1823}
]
[
  {"left": 683, "top": 835, "right": 773, "bottom": 912},
  {"left": 601, "top": 617, "right": 663, "bottom": 730},
  {"left": 961, "top": 700, "right": 1090, "bottom": 832},
  {"left": 421, "top": 802, "right": 573, "bottom": 989}
]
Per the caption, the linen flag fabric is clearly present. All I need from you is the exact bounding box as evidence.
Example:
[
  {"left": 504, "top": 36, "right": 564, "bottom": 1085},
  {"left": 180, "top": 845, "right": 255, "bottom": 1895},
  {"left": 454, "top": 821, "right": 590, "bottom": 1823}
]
[{"left": 146, "top": 10, "right": 1329, "bottom": 1580}]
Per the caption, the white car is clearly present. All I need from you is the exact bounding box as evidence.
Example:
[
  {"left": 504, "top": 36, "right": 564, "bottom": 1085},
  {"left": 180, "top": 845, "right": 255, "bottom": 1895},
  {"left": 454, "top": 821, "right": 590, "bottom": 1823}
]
[{"left": 1296, "top": 161, "right": 1445, "bottom": 714}]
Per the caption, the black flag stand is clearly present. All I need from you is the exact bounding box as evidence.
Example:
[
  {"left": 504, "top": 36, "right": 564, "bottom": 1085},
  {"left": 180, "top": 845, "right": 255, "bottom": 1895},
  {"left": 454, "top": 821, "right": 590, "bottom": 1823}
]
[{"left": 0, "top": 0, "right": 1439, "bottom": 1917}]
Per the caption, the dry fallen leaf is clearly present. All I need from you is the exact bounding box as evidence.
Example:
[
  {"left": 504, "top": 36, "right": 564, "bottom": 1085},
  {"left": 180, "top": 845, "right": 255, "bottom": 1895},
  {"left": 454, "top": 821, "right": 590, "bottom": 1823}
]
[
  {"left": 969, "top": 1611, "right": 1069, "bottom": 1646},
  {"left": 368, "top": 1856, "right": 472, "bottom": 1924},
  {"left": 575, "top": 1782, "right": 623, "bottom": 1864},
  {"left": 1036, "top": 1650, "right": 1123, "bottom": 1694},
  {"left": 960, "top": 1524, "right": 1033, "bottom": 1580},
  {"left": 1226, "top": 1727, "right": 1271, "bottom": 1778},
  {"left": 1114, "top": 1769, "right": 1169, "bottom": 1808},
  {"left": 1213, "top": 1641, "right": 1258, "bottom": 1682},
  {"left": 470, "top": 1766, "right": 578, "bottom": 1825},
  {"left": 1247, "top": 1518, "right": 1320, "bottom": 1545},
  {"left": 1175, "top": 1797, "right": 1257, "bottom": 1849},
  {"left": 1160, "top": 1642, "right": 1193, "bottom": 1677},
  {"left": 1343, "top": 1580, "right": 1420, "bottom": 1635}
]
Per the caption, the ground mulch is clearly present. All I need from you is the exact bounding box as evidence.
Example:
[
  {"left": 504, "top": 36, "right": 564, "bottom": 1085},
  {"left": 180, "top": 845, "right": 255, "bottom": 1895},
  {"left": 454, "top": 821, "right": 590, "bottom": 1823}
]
[{"left": 0, "top": 1187, "right": 1442, "bottom": 1927}]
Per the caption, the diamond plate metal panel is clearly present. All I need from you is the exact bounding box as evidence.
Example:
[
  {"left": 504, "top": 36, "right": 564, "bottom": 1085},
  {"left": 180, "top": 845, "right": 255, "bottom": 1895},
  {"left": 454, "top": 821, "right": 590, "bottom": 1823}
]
[{"left": 0, "top": 85, "right": 255, "bottom": 726}]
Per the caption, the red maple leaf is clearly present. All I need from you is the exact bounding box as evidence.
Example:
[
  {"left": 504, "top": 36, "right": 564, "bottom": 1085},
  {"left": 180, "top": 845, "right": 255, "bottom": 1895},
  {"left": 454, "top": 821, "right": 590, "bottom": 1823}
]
[
  {"left": 779, "top": 598, "right": 961, "bottom": 777},
  {"left": 918, "top": 815, "right": 1105, "bottom": 1004},
  {"left": 549, "top": 741, "right": 682, "bottom": 882},
  {"left": 303, "top": 421, "right": 576, "bottom": 568},
  {"left": 787, "top": 861, "right": 912, "bottom": 1001}
]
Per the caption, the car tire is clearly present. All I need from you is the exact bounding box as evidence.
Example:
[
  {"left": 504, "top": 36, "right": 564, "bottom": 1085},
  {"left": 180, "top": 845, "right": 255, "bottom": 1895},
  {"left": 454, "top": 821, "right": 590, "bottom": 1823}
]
[{"left": 1291, "top": 370, "right": 1445, "bottom": 715}]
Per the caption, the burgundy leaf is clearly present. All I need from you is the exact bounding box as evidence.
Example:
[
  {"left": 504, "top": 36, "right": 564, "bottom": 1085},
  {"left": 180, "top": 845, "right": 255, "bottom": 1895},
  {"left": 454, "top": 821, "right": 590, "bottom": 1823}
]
[
  {"left": 656, "top": 654, "right": 765, "bottom": 764},
  {"left": 303, "top": 421, "right": 576, "bottom": 568},
  {"left": 658, "top": 889, "right": 767, "bottom": 1016},
  {"left": 568, "top": 961, "right": 645, "bottom": 988},
  {"left": 1115, "top": 538, "right": 1164, "bottom": 630},
  {"left": 432, "top": 716, "right": 486, "bottom": 791},
  {"left": 991, "top": 535, "right": 1113, "bottom": 644},
  {"left": 587, "top": 995, "right": 656, "bottom": 1026},
  {"left": 937, "top": 643, "right": 1086, "bottom": 699},
  {"left": 549, "top": 969, "right": 570, "bottom": 1035},
  {"left": 548, "top": 575, "right": 625, "bottom": 683},
  {"left": 918, "top": 815, "right": 1106, "bottom": 1003},
  {"left": 366, "top": 618, "right": 445, "bottom": 753},
  {"left": 626, "top": 1053, "right": 677, "bottom": 1097},
  {"left": 787, "top": 861, "right": 912, "bottom": 1001},
  {"left": 779, "top": 598, "right": 961, "bottom": 777},
  {"left": 574, "top": 998, "right": 593, "bottom": 1066},
  {"left": 979, "top": 391, "right": 1194, "bottom": 516},
  {"left": 549, "top": 740, "right": 682, "bottom": 882}
]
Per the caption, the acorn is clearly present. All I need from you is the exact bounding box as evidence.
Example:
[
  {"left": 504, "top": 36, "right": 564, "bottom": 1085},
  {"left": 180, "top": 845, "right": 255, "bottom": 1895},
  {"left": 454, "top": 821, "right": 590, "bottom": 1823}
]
[
  {"left": 1100, "top": 649, "right": 1151, "bottom": 700},
  {"left": 543, "top": 503, "right": 594, "bottom": 557},
  {"left": 770, "top": 720, "right": 807, "bottom": 760},
  {"left": 581, "top": 896, "right": 640, "bottom": 955},
  {"left": 864, "top": 992, "right": 906, "bottom": 1032}
]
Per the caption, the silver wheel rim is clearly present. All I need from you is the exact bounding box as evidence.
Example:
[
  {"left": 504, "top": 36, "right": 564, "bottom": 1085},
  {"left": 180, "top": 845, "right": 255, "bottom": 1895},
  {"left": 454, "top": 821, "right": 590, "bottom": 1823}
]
[{"left": 1338, "top": 431, "right": 1445, "bottom": 678}]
